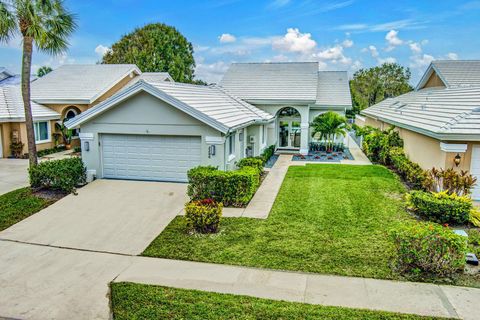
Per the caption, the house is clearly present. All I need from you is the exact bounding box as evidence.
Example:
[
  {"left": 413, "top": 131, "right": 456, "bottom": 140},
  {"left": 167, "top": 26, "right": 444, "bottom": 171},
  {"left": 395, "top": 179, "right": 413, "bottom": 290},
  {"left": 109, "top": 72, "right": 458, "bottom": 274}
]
[
  {"left": 358, "top": 60, "right": 480, "bottom": 200},
  {"left": 0, "top": 68, "right": 36, "bottom": 86},
  {"left": 0, "top": 64, "right": 173, "bottom": 157},
  {"left": 66, "top": 62, "right": 352, "bottom": 182}
]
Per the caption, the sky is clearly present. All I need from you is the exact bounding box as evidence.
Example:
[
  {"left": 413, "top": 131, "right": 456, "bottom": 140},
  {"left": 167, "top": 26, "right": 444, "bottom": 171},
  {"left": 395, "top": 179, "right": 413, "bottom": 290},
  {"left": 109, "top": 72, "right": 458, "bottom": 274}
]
[{"left": 1, "top": 0, "right": 480, "bottom": 84}]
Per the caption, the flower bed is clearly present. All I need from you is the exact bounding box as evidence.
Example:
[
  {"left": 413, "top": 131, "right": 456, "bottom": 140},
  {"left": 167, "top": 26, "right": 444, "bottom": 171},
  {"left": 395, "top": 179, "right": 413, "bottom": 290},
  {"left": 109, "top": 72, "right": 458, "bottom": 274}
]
[{"left": 292, "top": 149, "right": 354, "bottom": 162}]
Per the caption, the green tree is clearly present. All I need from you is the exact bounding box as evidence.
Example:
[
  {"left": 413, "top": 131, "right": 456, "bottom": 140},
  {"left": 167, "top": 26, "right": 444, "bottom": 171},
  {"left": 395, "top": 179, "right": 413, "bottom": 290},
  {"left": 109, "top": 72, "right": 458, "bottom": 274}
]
[
  {"left": 0, "top": 0, "right": 76, "bottom": 167},
  {"left": 37, "top": 65, "right": 52, "bottom": 77},
  {"left": 310, "top": 111, "right": 349, "bottom": 152},
  {"left": 102, "top": 23, "right": 197, "bottom": 83},
  {"left": 350, "top": 63, "right": 413, "bottom": 113}
]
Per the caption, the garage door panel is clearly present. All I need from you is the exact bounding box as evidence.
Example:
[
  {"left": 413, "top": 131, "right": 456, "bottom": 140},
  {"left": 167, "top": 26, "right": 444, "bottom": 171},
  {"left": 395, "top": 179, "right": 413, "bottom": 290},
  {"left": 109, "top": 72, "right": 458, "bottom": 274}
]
[{"left": 101, "top": 134, "right": 201, "bottom": 182}]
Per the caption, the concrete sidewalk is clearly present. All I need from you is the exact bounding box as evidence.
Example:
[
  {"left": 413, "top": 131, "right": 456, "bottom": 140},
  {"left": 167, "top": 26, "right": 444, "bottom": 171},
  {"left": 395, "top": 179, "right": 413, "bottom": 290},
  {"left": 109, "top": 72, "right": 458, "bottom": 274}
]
[{"left": 2, "top": 239, "right": 480, "bottom": 319}]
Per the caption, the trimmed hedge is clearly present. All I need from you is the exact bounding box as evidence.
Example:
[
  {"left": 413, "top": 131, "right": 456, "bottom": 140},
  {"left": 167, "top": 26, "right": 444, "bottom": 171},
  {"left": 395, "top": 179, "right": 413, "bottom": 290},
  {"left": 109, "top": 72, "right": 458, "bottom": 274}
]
[
  {"left": 187, "top": 166, "right": 260, "bottom": 207},
  {"left": 185, "top": 199, "right": 223, "bottom": 233},
  {"left": 37, "top": 146, "right": 66, "bottom": 158},
  {"left": 388, "top": 147, "right": 425, "bottom": 189},
  {"left": 260, "top": 145, "right": 275, "bottom": 163},
  {"left": 237, "top": 157, "right": 264, "bottom": 171},
  {"left": 391, "top": 223, "right": 467, "bottom": 277},
  {"left": 406, "top": 190, "right": 473, "bottom": 224},
  {"left": 29, "top": 157, "right": 86, "bottom": 193}
]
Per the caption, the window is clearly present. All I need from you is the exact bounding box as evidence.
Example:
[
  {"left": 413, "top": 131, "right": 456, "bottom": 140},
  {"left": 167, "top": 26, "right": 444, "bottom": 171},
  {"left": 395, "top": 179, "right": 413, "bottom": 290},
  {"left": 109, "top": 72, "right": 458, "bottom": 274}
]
[
  {"left": 64, "top": 108, "right": 79, "bottom": 136},
  {"left": 261, "top": 125, "right": 266, "bottom": 144},
  {"left": 229, "top": 133, "right": 235, "bottom": 155},
  {"left": 34, "top": 121, "right": 50, "bottom": 143}
]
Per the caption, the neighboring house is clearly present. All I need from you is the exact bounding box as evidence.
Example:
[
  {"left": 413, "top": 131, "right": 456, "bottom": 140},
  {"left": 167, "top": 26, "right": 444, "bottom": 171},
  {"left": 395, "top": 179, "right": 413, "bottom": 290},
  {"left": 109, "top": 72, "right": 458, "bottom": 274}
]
[
  {"left": 0, "top": 64, "right": 172, "bottom": 157},
  {"left": 66, "top": 62, "right": 351, "bottom": 183},
  {"left": 358, "top": 60, "right": 480, "bottom": 200}
]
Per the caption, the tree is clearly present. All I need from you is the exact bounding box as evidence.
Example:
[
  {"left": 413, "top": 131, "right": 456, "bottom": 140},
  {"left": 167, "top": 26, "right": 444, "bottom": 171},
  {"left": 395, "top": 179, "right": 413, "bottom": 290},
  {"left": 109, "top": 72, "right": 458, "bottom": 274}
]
[
  {"left": 310, "top": 111, "right": 349, "bottom": 152},
  {"left": 37, "top": 65, "right": 52, "bottom": 77},
  {"left": 102, "top": 23, "right": 197, "bottom": 83},
  {"left": 350, "top": 63, "right": 413, "bottom": 113},
  {"left": 0, "top": 0, "right": 76, "bottom": 167}
]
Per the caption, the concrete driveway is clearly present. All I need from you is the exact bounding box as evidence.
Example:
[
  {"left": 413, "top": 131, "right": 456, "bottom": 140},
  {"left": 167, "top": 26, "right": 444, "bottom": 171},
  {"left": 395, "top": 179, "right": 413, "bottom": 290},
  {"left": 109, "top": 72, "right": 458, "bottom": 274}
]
[
  {"left": 0, "top": 179, "right": 188, "bottom": 254},
  {"left": 0, "top": 158, "right": 29, "bottom": 195}
]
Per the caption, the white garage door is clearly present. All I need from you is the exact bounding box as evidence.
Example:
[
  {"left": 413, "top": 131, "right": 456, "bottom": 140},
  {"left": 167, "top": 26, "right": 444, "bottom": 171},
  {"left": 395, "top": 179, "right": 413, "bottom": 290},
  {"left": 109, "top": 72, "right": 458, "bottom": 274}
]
[
  {"left": 101, "top": 134, "right": 201, "bottom": 182},
  {"left": 471, "top": 145, "right": 480, "bottom": 200}
]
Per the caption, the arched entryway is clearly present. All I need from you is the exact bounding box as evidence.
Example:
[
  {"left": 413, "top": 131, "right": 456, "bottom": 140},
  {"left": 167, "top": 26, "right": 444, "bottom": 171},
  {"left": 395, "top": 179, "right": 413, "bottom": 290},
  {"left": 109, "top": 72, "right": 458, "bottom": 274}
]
[{"left": 277, "top": 107, "right": 301, "bottom": 149}]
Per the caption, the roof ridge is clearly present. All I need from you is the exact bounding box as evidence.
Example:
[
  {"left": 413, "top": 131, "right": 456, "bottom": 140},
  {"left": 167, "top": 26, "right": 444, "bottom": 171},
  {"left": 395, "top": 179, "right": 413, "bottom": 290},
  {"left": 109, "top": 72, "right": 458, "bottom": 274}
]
[{"left": 440, "top": 111, "right": 471, "bottom": 131}]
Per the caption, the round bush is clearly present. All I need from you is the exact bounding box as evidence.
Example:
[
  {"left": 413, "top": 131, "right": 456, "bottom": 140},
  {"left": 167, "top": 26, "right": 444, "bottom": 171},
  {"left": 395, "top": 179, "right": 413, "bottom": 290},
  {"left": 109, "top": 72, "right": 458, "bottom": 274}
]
[{"left": 185, "top": 199, "right": 223, "bottom": 234}]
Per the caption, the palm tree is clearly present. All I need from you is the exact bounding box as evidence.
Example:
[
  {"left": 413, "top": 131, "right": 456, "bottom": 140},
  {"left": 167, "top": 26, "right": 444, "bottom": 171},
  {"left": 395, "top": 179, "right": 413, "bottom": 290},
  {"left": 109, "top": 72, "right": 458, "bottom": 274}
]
[
  {"left": 311, "top": 111, "right": 349, "bottom": 152},
  {"left": 37, "top": 65, "right": 52, "bottom": 77},
  {"left": 0, "top": 0, "right": 76, "bottom": 167}
]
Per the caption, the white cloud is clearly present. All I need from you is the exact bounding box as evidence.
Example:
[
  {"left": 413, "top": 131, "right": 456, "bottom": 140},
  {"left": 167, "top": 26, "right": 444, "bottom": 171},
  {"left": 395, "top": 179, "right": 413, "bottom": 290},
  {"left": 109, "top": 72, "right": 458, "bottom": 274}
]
[
  {"left": 385, "top": 30, "right": 403, "bottom": 51},
  {"left": 447, "top": 52, "right": 459, "bottom": 60},
  {"left": 272, "top": 28, "right": 317, "bottom": 54},
  {"left": 410, "top": 53, "right": 434, "bottom": 68},
  {"left": 364, "top": 45, "right": 379, "bottom": 58},
  {"left": 95, "top": 44, "right": 111, "bottom": 57},
  {"left": 342, "top": 39, "right": 354, "bottom": 48},
  {"left": 378, "top": 56, "right": 397, "bottom": 64},
  {"left": 409, "top": 42, "right": 422, "bottom": 54},
  {"left": 218, "top": 33, "right": 236, "bottom": 43},
  {"left": 194, "top": 60, "right": 229, "bottom": 84},
  {"left": 313, "top": 44, "right": 352, "bottom": 65}
]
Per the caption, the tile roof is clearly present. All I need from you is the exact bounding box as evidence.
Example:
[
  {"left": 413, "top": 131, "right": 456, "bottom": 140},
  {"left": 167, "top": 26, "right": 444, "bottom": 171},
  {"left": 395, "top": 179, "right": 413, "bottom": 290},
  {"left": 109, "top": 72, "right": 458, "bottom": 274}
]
[
  {"left": 219, "top": 62, "right": 319, "bottom": 103},
  {"left": 66, "top": 80, "right": 274, "bottom": 132},
  {"left": 0, "top": 86, "right": 60, "bottom": 122},
  {"left": 315, "top": 71, "right": 352, "bottom": 107},
  {"left": 31, "top": 64, "right": 140, "bottom": 104},
  {"left": 361, "top": 86, "right": 480, "bottom": 140},
  {"left": 417, "top": 60, "right": 480, "bottom": 89}
]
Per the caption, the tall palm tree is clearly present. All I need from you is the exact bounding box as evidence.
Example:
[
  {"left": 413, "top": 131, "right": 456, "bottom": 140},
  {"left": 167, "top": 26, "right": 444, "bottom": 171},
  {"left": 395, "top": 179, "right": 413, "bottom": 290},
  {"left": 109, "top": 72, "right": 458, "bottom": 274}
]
[{"left": 0, "top": 0, "right": 76, "bottom": 167}]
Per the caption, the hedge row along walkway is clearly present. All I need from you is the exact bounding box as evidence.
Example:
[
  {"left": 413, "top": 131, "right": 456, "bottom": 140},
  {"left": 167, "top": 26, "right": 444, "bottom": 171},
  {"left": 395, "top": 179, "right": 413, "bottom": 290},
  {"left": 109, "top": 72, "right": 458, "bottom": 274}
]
[{"left": 1, "top": 240, "right": 479, "bottom": 319}]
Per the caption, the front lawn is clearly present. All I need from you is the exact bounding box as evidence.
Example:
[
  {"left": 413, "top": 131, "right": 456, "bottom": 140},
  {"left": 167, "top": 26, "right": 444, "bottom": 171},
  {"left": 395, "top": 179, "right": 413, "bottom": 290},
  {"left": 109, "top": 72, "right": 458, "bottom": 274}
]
[
  {"left": 0, "top": 187, "right": 54, "bottom": 231},
  {"left": 143, "top": 165, "right": 409, "bottom": 279},
  {"left": 111, "top": 282, "right": 443, "bottom": 320}
]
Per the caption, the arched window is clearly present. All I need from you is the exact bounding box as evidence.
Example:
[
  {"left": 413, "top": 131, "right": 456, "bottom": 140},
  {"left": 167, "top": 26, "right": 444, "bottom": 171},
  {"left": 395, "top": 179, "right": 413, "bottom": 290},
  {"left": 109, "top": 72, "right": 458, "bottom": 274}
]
[
  {"left": 64, "top": 107, "right": 79, "bottom": 136},
  {"left": 278, "top": 107, "right": 300, "bottom": 118}
]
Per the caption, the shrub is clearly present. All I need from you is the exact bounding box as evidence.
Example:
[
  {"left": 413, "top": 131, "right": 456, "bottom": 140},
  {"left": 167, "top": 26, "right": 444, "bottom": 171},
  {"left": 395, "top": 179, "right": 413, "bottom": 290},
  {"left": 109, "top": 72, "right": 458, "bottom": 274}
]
[
  {"left": 391, "top": 222, "right": 467, "bottom": 277},
  {"left": 237, "top": 157, "right": 264, "bottom": 171},
  {"left": 10, "top": 141, "right": 24, "bottom": 158},
  {"left": 423, "top": 167, "right": 477, "bottom": 196},
  {"left": 29, "top": 157, "right": 86, "bottom": 193},
  {"left": 470, "top": 208, "right": 480, "bottom": 227},
  {"left": 187, "top": 166, "right": 260, "bottom": 207},
  {"left": 185, "top": 199, "right": 223, "bottom": 233},
  {"left": 37, "top": 146, "right": 66, "bottom": 158},
  {"left": 358, "top": 126, "right": 403, "bottom": 164},
  {"left": 388, "top": 147, "right": 425, "bottom": 189},
  {"left": 406, "top": 191, "right": 473, "bottom": 224},
  {"left": 261, "top": 145, "right": 276, "bottom": 163}
]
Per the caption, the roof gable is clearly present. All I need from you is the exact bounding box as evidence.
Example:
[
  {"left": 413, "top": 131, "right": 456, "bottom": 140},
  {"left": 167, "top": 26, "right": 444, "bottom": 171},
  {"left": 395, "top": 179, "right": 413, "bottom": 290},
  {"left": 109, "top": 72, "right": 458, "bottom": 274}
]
[
  {"left": 31, "top": 64, "right": 141, "bottom": 104},
  {"left": 219, "top": 62, "right": 319, "bottom": 103},
  {"left": 315, "top": 71, "right": 352, "bottom": 108},
  {"left": 66, "top": 81, "right": 274, "bottom": 133},
  {"left": 416, "top": 60, "right": 480, "bottom": 90}
]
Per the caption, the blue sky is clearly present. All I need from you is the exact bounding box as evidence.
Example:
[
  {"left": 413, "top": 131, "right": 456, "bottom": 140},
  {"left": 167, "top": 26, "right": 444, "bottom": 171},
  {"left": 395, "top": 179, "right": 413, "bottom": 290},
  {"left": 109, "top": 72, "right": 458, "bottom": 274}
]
[{"left": 1, "top": 0, "right": 480, "bottom": 84}]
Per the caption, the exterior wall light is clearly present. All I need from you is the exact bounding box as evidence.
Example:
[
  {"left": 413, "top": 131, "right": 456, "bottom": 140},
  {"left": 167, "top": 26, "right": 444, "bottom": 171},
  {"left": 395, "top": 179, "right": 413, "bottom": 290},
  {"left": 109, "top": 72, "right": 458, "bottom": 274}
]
[
  {"left": 84, "top": 141, "right": 90, "bottom": 152},
  {"left": 454, "top": 153, "right": 461, "bottom": 167},
  {"left": 208, "top": 145, "right": 216, "bottom": 158}
]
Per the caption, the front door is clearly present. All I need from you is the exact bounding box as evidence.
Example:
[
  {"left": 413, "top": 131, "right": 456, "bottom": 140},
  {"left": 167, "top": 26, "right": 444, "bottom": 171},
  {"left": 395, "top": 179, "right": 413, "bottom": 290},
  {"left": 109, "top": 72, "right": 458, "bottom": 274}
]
[{"left": 278, "top": 120, "right": 301, "bottom": 148}]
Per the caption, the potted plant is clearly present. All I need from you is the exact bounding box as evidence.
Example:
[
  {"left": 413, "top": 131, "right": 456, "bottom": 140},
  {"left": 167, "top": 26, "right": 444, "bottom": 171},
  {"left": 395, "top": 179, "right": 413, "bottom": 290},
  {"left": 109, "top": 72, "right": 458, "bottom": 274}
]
[{"left": 55, "top": 122, "right": 73, "bottom": 150}]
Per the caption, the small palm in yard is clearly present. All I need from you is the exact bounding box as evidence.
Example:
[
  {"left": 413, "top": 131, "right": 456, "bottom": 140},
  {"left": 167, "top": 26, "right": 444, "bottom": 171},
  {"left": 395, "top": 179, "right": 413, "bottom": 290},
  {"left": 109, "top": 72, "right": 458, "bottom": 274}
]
[
  {"left": 0, "top": 0, "right": 76, "bottom": 167},
  {"left": 310, "top": 111, "right": 349, "bottom": 151}
]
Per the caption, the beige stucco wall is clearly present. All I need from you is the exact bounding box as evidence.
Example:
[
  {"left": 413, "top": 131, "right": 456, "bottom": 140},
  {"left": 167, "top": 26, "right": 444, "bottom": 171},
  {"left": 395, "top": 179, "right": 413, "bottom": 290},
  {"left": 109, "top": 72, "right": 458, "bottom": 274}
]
[
  {"left": 358, "top": 115, "right": 476, "bottom": 172},
  {"left": 423, "top": 72, "right": 446, "bottom": 89}
]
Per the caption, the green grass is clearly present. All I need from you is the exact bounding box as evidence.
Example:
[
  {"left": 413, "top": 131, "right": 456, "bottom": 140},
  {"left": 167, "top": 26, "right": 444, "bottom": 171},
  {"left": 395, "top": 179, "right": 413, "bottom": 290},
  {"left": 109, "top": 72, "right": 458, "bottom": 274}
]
[
  {"left": 111, "top": 282, "right": 444, "bottom": 320},
  {"left": 143, "top": 164, "right": 410, "bottom": 280},
  {"left": 0, "top": 187, "right": 53, "bottom": 231}
]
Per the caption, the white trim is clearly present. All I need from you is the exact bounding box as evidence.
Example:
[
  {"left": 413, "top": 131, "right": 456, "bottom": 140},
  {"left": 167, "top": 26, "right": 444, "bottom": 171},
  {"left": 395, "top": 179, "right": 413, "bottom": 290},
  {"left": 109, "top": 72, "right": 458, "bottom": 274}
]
[
  {"left": 34, "top": 121, "right": 51, "bottom": 144},
  {"left": 355, "top": 115, "right": 366, "bottom": 122},
  {"left": 205, "top": 136, "right": 224, "bottom": 144},
  {"left": 79, "top": 132, "right": 94, "bottom": 141},
  {"left": 65, "top": 81, "right": 230, "bottom": 134},
  {"left": 440, "top": 142, "right": 468, "bottom": 153},
  {"left": 300, "top": 122, "right": 309, "bottom": 129}
]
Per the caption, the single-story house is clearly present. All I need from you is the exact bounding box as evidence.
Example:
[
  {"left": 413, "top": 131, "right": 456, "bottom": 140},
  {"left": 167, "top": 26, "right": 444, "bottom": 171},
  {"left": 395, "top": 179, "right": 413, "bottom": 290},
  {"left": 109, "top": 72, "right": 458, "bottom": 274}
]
[
  {"left": 65, "top": 62, "right": 351, "bottom": 182},
  {"left": 358, "top": 60, "right": 480, "bottom": 200},
  {"left": 0, "top": 64, "right": 173, "bottom": 157}
]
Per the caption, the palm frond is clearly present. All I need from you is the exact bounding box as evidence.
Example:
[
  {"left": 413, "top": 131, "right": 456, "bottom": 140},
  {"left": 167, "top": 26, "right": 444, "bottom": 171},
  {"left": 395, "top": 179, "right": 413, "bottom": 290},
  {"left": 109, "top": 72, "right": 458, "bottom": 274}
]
[{"left": 0, "top": 1, "right": 17, "bottom": 42}]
